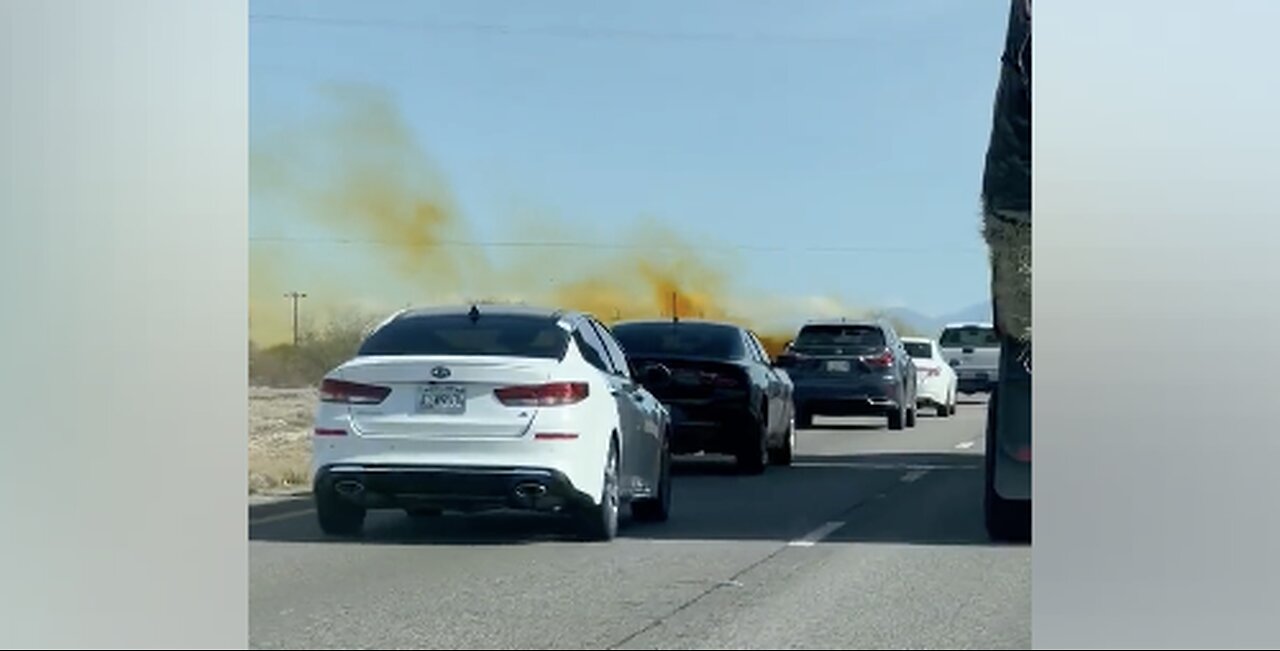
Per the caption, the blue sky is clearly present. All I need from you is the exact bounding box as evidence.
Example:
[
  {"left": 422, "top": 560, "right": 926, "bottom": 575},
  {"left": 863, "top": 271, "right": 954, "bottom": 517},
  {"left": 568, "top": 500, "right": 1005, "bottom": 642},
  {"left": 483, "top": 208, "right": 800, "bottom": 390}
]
[{"left": 250, "top": 1, "right": 1007, "bottom": 338}]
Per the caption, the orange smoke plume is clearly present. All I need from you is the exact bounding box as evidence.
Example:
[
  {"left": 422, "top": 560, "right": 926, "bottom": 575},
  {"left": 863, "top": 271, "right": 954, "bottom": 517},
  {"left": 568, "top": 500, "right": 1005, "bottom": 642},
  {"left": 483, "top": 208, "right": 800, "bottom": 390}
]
[{"left": 251, "top": 85, "right": 862, "bottom": 352}]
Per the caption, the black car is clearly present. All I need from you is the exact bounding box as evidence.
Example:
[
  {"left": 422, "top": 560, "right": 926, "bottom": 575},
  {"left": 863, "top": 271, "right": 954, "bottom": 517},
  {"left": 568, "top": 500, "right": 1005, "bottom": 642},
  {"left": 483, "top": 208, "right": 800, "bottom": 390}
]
[
  {"left": 611, "top": 320, "right": 796, "bottom": 474},
  {"left": 775, "top": 319, "right": 919, "bottom": 431}
]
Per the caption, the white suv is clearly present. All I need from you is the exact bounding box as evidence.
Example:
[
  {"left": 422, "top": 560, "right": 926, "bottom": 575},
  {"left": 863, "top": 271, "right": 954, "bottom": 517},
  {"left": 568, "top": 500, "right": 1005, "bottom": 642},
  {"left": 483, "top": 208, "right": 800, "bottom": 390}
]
[{"left": 311, "top": 305, "right": 673, "bottom": 541}]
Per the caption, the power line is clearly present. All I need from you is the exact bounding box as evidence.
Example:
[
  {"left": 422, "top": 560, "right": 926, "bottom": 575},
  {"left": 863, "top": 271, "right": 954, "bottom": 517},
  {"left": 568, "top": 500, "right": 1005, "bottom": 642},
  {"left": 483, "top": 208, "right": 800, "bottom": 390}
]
[
  {"left": 248, "top": 13, "right": 875, "bottom": 46},
  {"left": 248, "top": 235, "right": 981, "bottom": 255}
]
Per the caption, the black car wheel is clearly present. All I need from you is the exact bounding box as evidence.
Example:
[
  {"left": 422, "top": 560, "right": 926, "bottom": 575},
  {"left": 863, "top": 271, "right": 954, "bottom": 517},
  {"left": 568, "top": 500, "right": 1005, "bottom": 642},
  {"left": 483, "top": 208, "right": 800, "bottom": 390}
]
[
  {"left": 796, "top": 408, "right": 814, "bottom": 429},
  {"left": 887, "top": 402, "right": 905, "bottom": 431},
  {"left": 736, "top": 413, "right": 768, "bottom": 475},
  {"left": 768, "top": 414, "right": 795, "bottom": 466}
]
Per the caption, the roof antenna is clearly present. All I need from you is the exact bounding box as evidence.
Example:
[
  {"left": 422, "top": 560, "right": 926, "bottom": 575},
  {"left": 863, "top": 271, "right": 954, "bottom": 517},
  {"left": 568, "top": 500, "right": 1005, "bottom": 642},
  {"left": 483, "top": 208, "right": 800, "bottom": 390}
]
[
  {"left": 671, "top": 291, "right": 679, "bottom": 324},
  {"left": 468, "top": 304, "right": 481, "bottom": 322}
]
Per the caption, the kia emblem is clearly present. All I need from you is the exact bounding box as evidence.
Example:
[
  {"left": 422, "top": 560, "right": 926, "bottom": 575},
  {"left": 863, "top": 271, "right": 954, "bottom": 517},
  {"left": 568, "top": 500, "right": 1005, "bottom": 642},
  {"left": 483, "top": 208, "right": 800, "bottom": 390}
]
[{"left": 431, "top": 366, "right": 451, "bottom": 380}]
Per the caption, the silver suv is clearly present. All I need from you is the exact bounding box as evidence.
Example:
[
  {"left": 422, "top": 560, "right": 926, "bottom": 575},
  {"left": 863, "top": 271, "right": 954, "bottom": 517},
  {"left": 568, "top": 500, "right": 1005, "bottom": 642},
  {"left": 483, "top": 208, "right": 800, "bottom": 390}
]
[{"left": 938, "top": 323, "right": 1000, "bottom": 394}]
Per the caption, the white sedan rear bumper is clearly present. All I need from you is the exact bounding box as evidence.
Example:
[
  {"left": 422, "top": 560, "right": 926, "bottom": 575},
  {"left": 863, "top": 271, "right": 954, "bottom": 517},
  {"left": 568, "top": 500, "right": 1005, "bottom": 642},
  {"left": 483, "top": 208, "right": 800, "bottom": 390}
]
[
  {"left": 916, "top": 374, "right": 952, "bottom": 405},
  {"left": 311, "top": 408, "right": 612, "bottom": 508}
]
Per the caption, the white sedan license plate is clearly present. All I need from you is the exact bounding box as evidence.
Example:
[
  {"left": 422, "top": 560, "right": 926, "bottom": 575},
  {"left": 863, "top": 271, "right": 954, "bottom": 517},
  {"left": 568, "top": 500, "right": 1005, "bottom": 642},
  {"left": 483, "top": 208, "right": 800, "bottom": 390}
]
[
  {"left": 826, "top": 360, "right": 852, "bottom": 373},
  {"left": 420, "top": 385, "right": 466, "bottom": 414}
]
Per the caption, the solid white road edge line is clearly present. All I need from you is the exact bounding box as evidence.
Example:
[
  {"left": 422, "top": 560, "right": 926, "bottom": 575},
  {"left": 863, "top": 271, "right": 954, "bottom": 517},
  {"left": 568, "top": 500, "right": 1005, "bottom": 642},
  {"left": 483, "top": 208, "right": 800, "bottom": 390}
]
[{"left": 788, "top": 520, "right": 845, "bottom": 547}]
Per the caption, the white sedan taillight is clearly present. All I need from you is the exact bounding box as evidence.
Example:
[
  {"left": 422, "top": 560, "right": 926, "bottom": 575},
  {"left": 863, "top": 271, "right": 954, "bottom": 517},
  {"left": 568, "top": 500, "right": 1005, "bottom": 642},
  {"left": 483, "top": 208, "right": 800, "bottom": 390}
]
[
  {"left": 320, "top": 378, "right": 392, "bottom": 405},
  {"left": 494, "top": 382, "right": 589, "bottom": 407}
]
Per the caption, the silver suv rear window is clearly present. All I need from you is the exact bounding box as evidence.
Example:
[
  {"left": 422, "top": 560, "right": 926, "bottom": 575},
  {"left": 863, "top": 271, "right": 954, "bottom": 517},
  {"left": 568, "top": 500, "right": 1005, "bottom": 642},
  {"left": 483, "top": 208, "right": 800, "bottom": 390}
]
[
  {"left": 939, "top": 326, "right": 999, "bottom": 348},
  {"left": 793, "top": 325, "right": 885, "bottom": 350}
]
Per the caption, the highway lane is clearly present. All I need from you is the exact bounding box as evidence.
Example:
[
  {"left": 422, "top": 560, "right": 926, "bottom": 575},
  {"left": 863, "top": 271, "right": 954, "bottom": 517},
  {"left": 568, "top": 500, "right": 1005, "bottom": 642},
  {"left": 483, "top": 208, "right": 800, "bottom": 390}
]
[{"left": 249, "top": 399, "right": 1028, "bottom": 649}]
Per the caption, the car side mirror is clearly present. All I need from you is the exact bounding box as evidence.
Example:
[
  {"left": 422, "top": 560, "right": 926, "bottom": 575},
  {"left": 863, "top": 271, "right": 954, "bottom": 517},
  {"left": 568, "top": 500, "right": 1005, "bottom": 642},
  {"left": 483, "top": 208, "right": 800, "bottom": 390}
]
[{"left": 642, "top": 364, "right": 672, "bottom": 385}]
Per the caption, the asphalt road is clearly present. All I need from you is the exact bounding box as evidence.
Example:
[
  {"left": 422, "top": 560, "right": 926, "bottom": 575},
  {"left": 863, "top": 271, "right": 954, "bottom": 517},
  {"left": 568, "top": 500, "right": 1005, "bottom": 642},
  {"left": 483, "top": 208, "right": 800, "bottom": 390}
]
[{"left": 250, "top": 398, "right": 1029, "bottom": 650}]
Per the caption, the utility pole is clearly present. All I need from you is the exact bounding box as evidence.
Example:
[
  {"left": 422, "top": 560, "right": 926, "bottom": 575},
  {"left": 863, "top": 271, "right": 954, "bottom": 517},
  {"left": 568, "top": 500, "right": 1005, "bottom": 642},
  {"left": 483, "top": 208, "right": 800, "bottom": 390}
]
[
  {"left": 284, "top": 291, "right": 307, "bottom": 346},
  {"left": 671, "top": 291, "right": 679, "bottom": 323}
]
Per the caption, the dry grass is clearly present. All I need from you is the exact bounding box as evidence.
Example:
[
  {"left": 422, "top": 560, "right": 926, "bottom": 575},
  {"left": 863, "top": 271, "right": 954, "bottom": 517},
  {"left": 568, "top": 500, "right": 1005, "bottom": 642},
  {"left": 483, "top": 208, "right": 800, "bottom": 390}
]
[
  {"left": 249, "top": 386, "right": 316, "bottom": 494},
  {"left": 247, "top": 315, "right": 371, "bottom": 493}
]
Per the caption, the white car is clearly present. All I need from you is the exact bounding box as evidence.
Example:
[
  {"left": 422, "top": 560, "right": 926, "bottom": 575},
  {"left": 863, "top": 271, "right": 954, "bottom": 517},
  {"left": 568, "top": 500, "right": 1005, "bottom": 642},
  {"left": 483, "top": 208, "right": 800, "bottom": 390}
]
[
  {"left": 311, "top": 304, "right": 673, "bottom": 541},
  {"left": 902, "top": 336, "right": 958, "bottom": 417}
]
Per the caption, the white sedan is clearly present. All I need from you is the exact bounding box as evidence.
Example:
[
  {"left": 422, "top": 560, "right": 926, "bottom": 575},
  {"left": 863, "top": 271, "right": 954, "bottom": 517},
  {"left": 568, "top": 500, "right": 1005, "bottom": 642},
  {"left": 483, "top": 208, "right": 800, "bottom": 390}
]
[
  {"left": 311, "top": 304, "right": 673, "bottom": 541},
  {"left": 902, "top": 336, "right": 958, "bottom": 418}
]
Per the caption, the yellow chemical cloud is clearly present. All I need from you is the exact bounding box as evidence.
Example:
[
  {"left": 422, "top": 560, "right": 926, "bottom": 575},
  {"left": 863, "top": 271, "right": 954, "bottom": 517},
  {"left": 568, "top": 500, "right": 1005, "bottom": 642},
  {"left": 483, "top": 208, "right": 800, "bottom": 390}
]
[{"left": 250, "top": 84, "right": 863, "bottom": 355}]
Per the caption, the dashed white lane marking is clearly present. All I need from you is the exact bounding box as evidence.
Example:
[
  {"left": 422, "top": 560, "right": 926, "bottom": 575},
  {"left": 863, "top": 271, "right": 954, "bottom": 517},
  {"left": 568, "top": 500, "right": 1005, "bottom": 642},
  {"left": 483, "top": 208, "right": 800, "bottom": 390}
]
[
  {"left": 250, "top": 508, "right": 315, "bottom": 526},
  {"left": 900, "top": 469, "right": 929, "bottom": 483},
  {"left": 788, "top": 521, "right": 845, "bottom": 547},
  {"left": 955, "top": 440, "right": 977, "bottom": 450}
]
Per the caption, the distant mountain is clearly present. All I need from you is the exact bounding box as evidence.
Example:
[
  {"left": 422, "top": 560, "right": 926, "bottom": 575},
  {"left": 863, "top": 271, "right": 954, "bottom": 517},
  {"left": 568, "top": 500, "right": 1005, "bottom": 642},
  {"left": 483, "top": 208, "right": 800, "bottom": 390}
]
[
  {"left": 880, "top": 307, "right": 939, "bottom": 335},
  {"left": 936, "top": 301, "right": 994, "bottom": 326},
  {"left": 882, "top": 301, "right": 993, "bottom": 336}
]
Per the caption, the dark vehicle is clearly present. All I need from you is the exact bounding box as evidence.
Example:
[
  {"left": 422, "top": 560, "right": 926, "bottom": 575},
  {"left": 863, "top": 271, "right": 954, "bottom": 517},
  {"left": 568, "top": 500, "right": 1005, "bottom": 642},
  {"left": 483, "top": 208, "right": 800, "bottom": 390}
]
[
  {"left": 611, "top": 320, "right": 796, "bottom": 474},
  {"left": 775, "top": 319, "right": 919, "bottom": 431},
  {"left": 978, "top": 0, "right": 1032, "bottom": 542}
]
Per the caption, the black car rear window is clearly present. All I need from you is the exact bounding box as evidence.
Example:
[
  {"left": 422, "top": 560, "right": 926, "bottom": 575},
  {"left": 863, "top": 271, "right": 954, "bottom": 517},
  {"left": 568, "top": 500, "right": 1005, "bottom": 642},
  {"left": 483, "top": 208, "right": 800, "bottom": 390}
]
[
  {"left": 612, "top": 323, "right": 745, "bottom": 360},
  {"left": 939, "top": 326, "right": 999, "bottom": 348},
  {"left": 904, "top": 342, "right": 933, "bottom": 359},
  {"left": 793, "top": 325, "right": 885, "bottom": 349},
  {"left": 357, "top": 314, "right": 570, "bottom": 359}
]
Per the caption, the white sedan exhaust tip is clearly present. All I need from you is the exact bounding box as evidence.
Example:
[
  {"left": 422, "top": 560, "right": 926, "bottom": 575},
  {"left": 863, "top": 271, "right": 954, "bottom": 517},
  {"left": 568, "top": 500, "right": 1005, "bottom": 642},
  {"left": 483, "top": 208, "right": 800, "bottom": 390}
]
[{"left": 334, "top": 479, "right": 365, "bottom": 498}]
